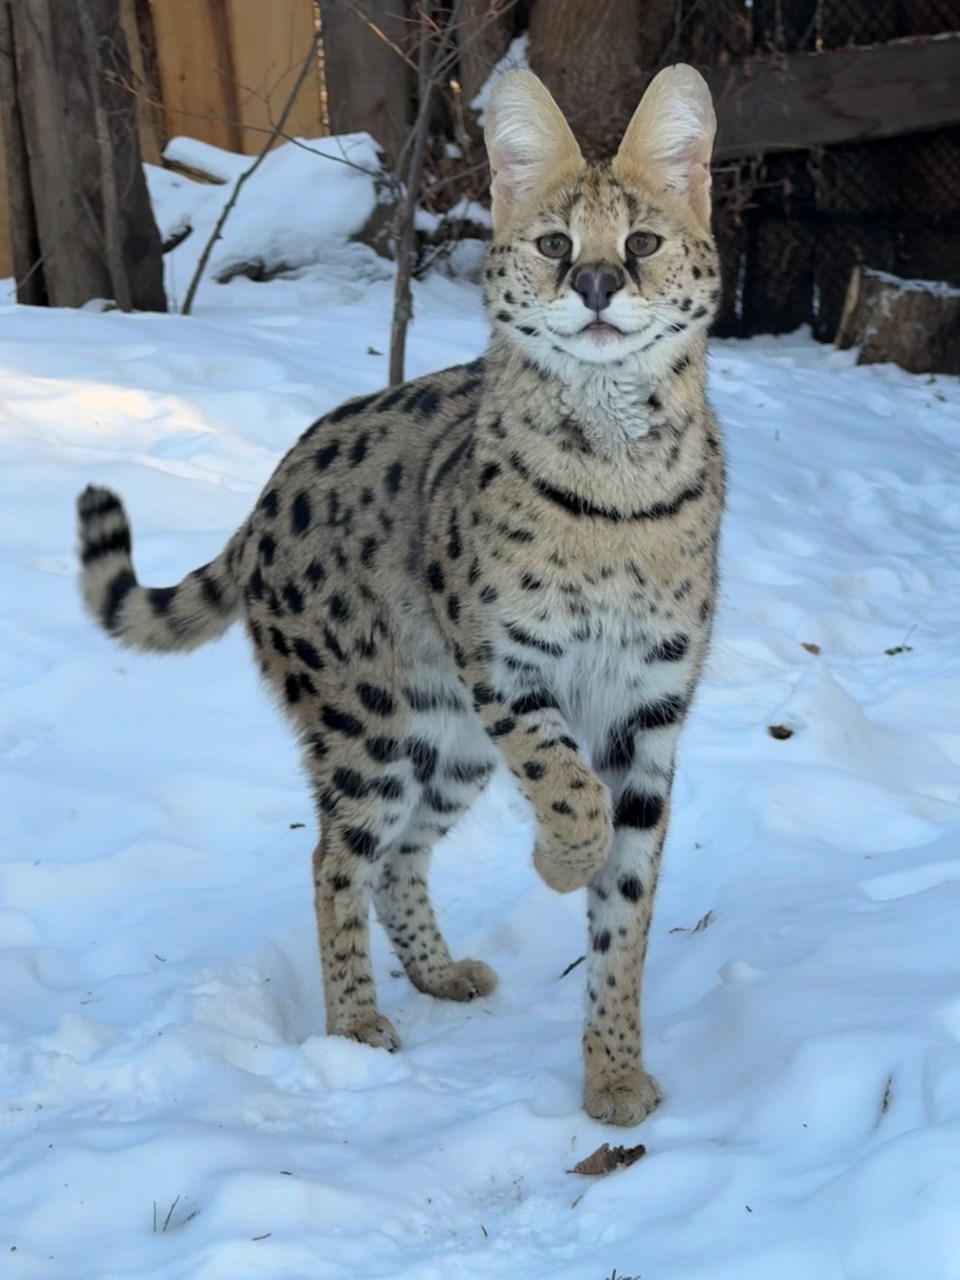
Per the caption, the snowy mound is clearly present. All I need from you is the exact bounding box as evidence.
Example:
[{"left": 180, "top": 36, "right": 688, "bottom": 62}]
[{"left": 148, "top": 132, "right": 390, "bottom": 303}]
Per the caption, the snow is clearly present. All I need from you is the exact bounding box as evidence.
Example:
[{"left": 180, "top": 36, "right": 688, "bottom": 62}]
[
  {"left": 3, "top": 180, "right": 960, "bottom": 1280},
  {"left": 470, "top": 34, "right": 530, "bottom": 121},
  {"left": 152, "top": 132, "right": 387, "bottom": 301},
  {"left": 863, "top": 267, "right": 960, "bottom": 299}
]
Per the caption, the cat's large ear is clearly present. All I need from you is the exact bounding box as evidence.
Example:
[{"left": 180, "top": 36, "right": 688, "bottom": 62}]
[
  {"left": 615, "top": 65, "right": 716, "bottom": 227},
  {"left": 484, "top": 70, "right": 583, "bottom": 227}
]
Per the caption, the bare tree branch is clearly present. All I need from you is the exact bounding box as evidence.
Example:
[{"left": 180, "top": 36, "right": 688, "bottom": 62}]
[
  {"left": 389, "top": 0, "right": 468, "bottom": 385},
  {"left": 181, "top": 29, "right": 322, "bottom": 315}
]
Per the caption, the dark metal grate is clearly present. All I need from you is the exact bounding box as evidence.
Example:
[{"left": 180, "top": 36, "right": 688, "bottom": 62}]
[{"left": 710, "top": 0, "right": 960, "bottom": 339}]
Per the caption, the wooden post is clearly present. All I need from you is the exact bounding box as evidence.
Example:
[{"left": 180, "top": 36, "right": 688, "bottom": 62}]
[{"left": 2, "top": 0, "right": 165, "bottom": 310}]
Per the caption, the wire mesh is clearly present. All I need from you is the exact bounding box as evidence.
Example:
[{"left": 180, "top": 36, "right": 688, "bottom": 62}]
[{"left": 712, "top": 0, "right": 960, "bottom": 338}]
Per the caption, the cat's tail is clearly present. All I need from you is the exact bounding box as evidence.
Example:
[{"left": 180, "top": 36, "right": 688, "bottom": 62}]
[{"left": 76, "top": 484, "right": 247, "bottom": 653}]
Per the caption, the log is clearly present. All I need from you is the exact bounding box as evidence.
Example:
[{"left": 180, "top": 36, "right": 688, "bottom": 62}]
[
  {"left": 834, "top": 266, "right": 960, "bottom": 376},
  {"left": 712, "top": 33, "right": 960, "bottom": 160}
]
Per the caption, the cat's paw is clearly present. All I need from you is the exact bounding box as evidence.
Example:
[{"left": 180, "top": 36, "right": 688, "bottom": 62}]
[
  {"left": 533, "top": 767, "right": 612, "bottom": 892},
  {"left": 339, "top": 1013, "right": 401, "bottom": 1052},
  {"left": 584, "top": 1067, "right": 661, "bottom": 1126},
  {"left": 415, "top": 958, "right": 498, "bottom": 1002}
]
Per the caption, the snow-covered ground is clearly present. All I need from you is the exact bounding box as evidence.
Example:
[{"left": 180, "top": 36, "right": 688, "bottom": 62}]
[{"left": 3, "top": 164, "right": 960, "bottom": 1279}]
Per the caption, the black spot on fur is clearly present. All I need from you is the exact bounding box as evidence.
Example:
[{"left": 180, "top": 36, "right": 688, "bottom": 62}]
[
  {"left": 385, "top": 461, "right": 403, "bottom": 495},
  {"left": 315, "top": 440, "right": 340, "bottom": 470},
  {"left": 593, "top": 929, "right": 611, "bottom": 953},
  {"left": 321, "top": 705, "right": 364, "bottom": 738},
  {"left": 269, "top": 625, "right": 290, "bottom": 656},
  {"left": 447, "top": 511, "right": 462, "bottom": 559},
  {"left": 377, "top": 387, "right": 406, "bottom": 413},
  {"left": 366, "top": 735, "right": 400, "bottom": 763},
  {"left": 259, "top": 488, "right": 279, "bottom": 517},
  {"left": 293, "top": 637, "right": 323, "bottom": 670},
  {"left": 283, "top": 581, "right": 304, "bottom": 614},
  {"left": 510, "top": 689, "right": 558, "bottom": 716},
  {"left": 598, "top": 696, "right": 686, "bottom": 770},
  {"left": 349, "top": 433, "right": 370, "bottom": 467},
  {"left": 291, "top": 491, "right": 312, "bottom": 536},
  {"left": 323, "top": 627, "right": 346, "bottom": 662},
  {"left": 305, "top": 559, "right": 326, "bottom": 588},
  {"left": 360, "top": 536, "right": 379, "bottom": 569},
  {"left": 618, "top": 875, "right": 644, "bottom": 902},
  {"left": 343, "top": 826, "right": 379, "bottom": 860},
  {"left": 328, "top": 392, "right": 377, "bottom": 425},
  {"left": 649, "top": 634, "right": 689, "bottom": 662},
  {"left": 333, "top": 767, "right": 367, "bottom": 799},
  {"left": 357, "top": 682, "right": 395, "bottom": 716},
  {"left": 102, "top": 568, "right": 137, "bottom": 632},
  {"left": 505, "top": 622, "right": 563, "bottom": 658},
  {"left": 408, "top": 739, "right": 438, "bottom": 784},
  {"left": 149, "top": 585, "right": 176, "bottom": 615},
  {"left": 258, "top": 532, "right": 276, "bottom": 566},
  {"left": 523, "top": 760, "right": 546, "bottom": 780},
  {"left": 615, "top": 790, "right": 664, "bottom": 829},
  {"left": 429, "top": 434, "right": 472, "bottom": 499},
  {"left": 329, "top": 594, "right": 351, "bottom": 623},
  {"left": 445, "top": 760, "right": 493, "bottom": 784},
  {"left": 372, "top": 775, "right": 405, "bottom": 801},
  {"left": 81, "top": 524, "right": 131, "bottom": 565},
  {"left": 426, "top": 561, "right": 445, "bottom": 592},
  {"left": 406, "top": 386, "right": 440, "bottom": 418}
]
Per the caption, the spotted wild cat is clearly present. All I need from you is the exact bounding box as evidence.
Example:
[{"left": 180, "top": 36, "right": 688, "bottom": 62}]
[{"left": 76, "top": 65, "right": 724, "bottom": 1125}]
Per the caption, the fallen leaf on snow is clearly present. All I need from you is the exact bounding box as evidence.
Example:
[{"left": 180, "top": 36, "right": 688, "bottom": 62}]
[{"left": 569, "top": 1142, "right": 646, "bottom": 1176}]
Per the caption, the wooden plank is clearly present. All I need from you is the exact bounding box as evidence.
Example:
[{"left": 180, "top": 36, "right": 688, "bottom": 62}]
[
  {"left": 226, "top": 0, "right": 323, "bottom": 153},
  {"left": 150, "top": 0, "right": 241, "bottom": 151},
  {"left": 712, "top": 33, "right": 960, "bottom": 160},
  {"left": 119, "top": 0, "right": 165, "bottom": 165}
]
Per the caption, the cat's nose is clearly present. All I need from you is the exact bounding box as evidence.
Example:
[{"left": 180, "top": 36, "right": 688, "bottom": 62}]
[{"left": 571, "top": 265, "right": 624, "bottom": 314}]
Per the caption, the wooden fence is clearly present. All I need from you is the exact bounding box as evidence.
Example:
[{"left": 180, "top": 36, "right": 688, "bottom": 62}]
[{"left": 0, "top": 0, "right": 325, "bottom": 279}]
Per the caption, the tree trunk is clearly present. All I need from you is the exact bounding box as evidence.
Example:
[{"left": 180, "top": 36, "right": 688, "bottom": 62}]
[
  {"left": 528, "top": 0, "right": 659, "bottom": 159},
  {"left": 321, "top": 0, "right": 411, "bottom": 168},
  {"left": 1, "top": 0, "right": 165, "bottom": 310},
  {"left": 835, "top": 265, "right": 960, "bottom": 375},
  {"left": 457, "top": 0, "right": 511, "bottom": 105},
  {"left": 0, "top": 1, "right": 45, "bottom": 304}
]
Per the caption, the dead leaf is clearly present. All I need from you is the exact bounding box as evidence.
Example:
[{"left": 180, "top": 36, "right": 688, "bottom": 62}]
[
  {"left": 569, "top": 1142, "right": 646, "bottom": 1176},
  {"left": 801, "top": 642, "right": 821, "bottom": 655},
  {"left": 768, "top": 724, "right": 794, "bottom": 740}
]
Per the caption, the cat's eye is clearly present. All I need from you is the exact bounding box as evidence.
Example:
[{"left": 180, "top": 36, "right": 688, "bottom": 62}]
[
  {"left": 626, "top": 231, "right": 661, "bottom": 258},
  {"left": 536, "top": 232, "right": 572, "bottom": 259}
]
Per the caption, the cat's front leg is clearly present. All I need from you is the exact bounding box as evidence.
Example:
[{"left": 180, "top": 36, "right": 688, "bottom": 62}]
[{"left": 468, "top": 674, "right": 613, "bottom": 892}]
